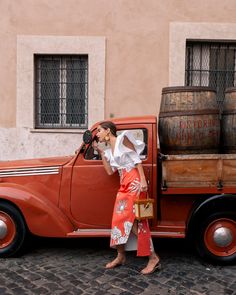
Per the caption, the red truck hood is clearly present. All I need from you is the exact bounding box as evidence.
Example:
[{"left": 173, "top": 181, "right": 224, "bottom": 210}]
[{"left": 0, "top": 156, "right": 73, "bottom": 170}]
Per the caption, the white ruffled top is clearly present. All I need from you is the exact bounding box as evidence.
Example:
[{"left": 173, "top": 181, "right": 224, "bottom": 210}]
[{"left": 104, "top": 130, "right": 145, "bottom": 172}]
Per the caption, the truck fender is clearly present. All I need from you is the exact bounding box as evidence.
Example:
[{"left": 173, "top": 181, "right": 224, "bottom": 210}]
[
  {"left": 0, "top": 184, "right": 74, "bottom": 237},
  {"left": 187, "top": 194, "right": 236, "bottom": 235}
]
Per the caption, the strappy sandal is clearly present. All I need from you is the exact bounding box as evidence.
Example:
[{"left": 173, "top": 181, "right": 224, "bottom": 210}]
[
  {"left": 105, "top": 256, "right": 126, "bottom": 269},
  {"left": 140, "top": 260, "right": 162, "bottom": 275}
]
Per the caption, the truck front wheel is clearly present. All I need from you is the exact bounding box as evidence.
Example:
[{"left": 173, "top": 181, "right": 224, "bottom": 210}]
[
  {"left": 195, "top": 212, "right": 236, "bottom": 264},
  {"left": 0, "top": 202, "right": 26, "bottom": 257}
]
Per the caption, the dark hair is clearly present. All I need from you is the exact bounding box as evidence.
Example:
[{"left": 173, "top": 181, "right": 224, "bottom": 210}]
[{"left": 100, "top": 121, "right": 117, "bottom": 137}]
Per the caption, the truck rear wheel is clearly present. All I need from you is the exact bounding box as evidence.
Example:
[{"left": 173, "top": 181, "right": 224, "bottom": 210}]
[
  {"left": 195, "top": 212, "right": 236, "bottom": 264},
  {"left": 0, "top": 202, "right": 26, "bottom": 257}
]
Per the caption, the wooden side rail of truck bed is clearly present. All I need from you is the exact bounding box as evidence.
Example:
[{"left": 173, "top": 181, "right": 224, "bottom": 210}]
[{"left": 161, "top": 154, "right": 236, "bottom": 191}]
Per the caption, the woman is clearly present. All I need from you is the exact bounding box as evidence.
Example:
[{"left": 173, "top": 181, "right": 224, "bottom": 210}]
[{"left": 93, "top": 121, "right": 161, "bottom": 275}]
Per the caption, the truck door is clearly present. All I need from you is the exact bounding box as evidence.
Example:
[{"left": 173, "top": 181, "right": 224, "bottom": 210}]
[{"left": 70, "top": 124, "right": 153, "bottom": 228}]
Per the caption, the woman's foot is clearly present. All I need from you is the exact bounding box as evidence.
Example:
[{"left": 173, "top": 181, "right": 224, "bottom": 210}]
[
  {"left": 105, "top": 254, "right": 126, "bottom": 269},
  {"left": 140, "top": 254, "right": 161, "bottom": 275}
]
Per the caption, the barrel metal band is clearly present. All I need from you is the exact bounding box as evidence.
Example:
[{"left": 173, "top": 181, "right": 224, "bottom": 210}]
[
  {"left": 162, "top": 86, "right": 216, "bottom": 94},
  {"left": 159, "top": 109, "right": 219, "bottom": 118},
  {"left": 163, "top": 146, "right": 219, "bottom": 152},
  {"left": 222, "top": 110, "right": 236, "bottom": 115}
]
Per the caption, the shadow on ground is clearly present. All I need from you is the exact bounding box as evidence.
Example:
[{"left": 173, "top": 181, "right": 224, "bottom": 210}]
[{"left": 26, "top": 235, "right": 197, "bottom": 261}]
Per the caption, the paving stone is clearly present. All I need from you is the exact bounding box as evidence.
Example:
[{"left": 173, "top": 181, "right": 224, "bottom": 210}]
[
  {"left": 8, "top": 287, "right": 29, "bottom": 295},
  {"left": 107, "top": 288, "right": 124, "bottom": 295},
  {"left": 0, "top": 287, "right": 12, "bottom": 295},
  {"left": 31, "top": 287, "right": 49, "bottom": 294},
  {"left": 230, "top": 282, "right": 236, "bottom": 290}
]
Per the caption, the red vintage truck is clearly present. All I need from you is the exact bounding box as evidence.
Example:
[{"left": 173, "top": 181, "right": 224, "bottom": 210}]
[{"left": 0, "top": 115, "right": 235, "bottom": 263}]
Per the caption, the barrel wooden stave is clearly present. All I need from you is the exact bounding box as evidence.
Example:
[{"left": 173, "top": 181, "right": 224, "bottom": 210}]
[
  {"left": 222, "top": 88, "right": 236, "bottom": 153},
  {"left": 158, "top": 87, "right": 220, "bottom": 154}
]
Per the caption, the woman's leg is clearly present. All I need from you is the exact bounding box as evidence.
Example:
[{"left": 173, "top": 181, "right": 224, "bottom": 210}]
[
  {"left": 140, "top": 241, "right": 161, "bottom": 274},
  {"left": 105, "top": 244, "right": 126, "bottom": 269},
  {"left": 132, "top": 221, "right": 161, "bottom": 274}
]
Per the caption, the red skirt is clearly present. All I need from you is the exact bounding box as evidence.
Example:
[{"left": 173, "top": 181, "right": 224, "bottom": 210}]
[{"left": 110, "top": 168, "right": 151, "bottom": 256}]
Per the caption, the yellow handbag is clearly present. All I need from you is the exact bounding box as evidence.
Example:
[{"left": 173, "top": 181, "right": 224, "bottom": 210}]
[{"left": 134, "top": 194, "right": 154, "bottom": 220}]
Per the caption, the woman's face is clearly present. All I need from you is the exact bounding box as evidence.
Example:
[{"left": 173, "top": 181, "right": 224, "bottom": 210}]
[{"left": 96, "top": 125, "right": 109, "bottom": 142}]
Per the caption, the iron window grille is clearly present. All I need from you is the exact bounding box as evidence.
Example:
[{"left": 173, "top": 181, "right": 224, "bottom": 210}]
[
  {"left": 35, "top": 55, "right": 88, "bottom": 129},
  {"left": 185, "top": 40, "right": 236, "bottom": 108}
]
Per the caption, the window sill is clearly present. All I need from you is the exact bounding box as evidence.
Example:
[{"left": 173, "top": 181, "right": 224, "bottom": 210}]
[{"left": 30, "top": 128, "right": 86, "bottom": 134}]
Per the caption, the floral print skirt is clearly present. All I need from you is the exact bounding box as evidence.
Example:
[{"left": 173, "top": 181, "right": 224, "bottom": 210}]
[{"left": 110, "top": 168, "right": 151, "bottom": 256}]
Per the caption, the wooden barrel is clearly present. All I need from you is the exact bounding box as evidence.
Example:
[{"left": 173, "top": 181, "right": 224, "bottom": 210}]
[
  {"left": 222, "top": 88, "right": 236, "bottom": 153},
  {"left": 158, "top": 86, "right": 220, "bottom": 154}
]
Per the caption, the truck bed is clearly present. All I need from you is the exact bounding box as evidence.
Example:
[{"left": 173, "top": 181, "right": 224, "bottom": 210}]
[{"left": 161, "top": 154, "right": 236, "bottom": 191}]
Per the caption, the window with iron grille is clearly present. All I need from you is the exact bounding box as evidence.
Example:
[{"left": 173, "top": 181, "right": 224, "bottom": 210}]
[
  {"left": 185, "top": 41, "right": 236, "bottom": 107},
  {"left": 35, "top": 55, "right": 88, "bottom": 129}
]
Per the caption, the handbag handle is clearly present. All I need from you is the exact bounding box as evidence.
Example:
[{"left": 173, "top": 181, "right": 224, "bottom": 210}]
[{"left": 137, "top": 190, "right": 149, "bottom": 200}]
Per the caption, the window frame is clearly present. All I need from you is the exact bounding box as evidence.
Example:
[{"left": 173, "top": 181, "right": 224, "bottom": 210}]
[
  {"left": 185, "top": 40, "right": 236, "bottom": 105},
  {"left": 17, "top": 35, "right": 105, "bottom": 134}
]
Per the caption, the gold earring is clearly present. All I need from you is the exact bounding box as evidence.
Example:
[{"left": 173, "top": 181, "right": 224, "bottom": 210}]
[{"left": 105, "top": 135, "right": 109, "bottom": 141}]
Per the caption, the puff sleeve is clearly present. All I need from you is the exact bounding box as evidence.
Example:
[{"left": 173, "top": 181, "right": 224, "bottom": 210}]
[
  {"left": 121, "top": 130, "right": 145, "bottom": 155},
  {"left": 115, "top": 130, "right": 145, "bottom": 165}
]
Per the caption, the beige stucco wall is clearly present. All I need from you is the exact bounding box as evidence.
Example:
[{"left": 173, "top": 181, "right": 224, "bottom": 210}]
[{"left": 1, "top": 0, "right": 236, "bottom": 159}]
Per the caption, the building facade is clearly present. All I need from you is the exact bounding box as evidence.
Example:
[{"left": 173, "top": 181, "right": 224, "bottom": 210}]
[{"left": 1, "top": 0, "right": 236, "bottom": 160}]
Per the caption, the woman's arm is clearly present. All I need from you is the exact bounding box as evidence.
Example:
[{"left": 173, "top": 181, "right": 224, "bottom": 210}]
[
  {"left": 92, "top": 141, "right": 114, "bottom": 175},
  {"left": 123, "top": 136, "right": 148, "bottom": 191},
  {"left": 136, "top": 163, "right": 148, "bottom": 191}
]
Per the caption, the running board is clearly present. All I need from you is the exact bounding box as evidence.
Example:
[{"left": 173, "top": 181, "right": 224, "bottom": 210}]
[
  {"left": 151, "top": 231, "right": 185, "bottom": 238},
  {"left": 67, "top": 229, "right": 185, "bottom": 238},
  {"left": 67, "top": 229, "right": 111, "bottom": 237}
]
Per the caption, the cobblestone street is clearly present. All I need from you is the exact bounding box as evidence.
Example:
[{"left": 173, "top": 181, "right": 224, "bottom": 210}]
[{"left": 0, "top": 237, "right": 235, "bottom": 295}]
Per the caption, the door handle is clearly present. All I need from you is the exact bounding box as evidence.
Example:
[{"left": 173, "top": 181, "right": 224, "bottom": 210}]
[{"left": 146, "top": 167, "right": 150, "bottom": 186}]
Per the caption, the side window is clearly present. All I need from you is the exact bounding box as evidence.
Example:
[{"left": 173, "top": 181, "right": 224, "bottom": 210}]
[{"left": 84, "top": 128, "right": 148, "bottom": 160}]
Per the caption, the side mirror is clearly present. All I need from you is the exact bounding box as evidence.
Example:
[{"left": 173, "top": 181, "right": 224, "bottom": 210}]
[{"left": 83, "top": 130, "right": 93, "bottom": 144}]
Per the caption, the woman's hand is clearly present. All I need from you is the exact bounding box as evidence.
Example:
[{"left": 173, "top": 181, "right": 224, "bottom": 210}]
[
  {"left": 140, "top": 178, "right": 148, "bottom": 192},
  {"left": 92, "top": 140, "right": 104, "bottom": 155},
  {"left": 92, "top": 140, "right": 99, "bottom": 151}
]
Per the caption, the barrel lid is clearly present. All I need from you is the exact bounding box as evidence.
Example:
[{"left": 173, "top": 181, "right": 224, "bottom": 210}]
[
  {"left": 162, "top": 86, "right": 216, "bottom": 94},
  {"left": 225, "top": 87, "right": 236, "bottom": 93}
]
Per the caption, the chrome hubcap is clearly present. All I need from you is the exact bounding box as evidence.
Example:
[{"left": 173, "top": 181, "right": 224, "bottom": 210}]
[
  {"left": 0, "top": 220, "right": 8, "bottom": 239},
  {"left": 213, "top": 227, "right": 233, "bottom": 247}
]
